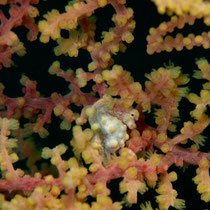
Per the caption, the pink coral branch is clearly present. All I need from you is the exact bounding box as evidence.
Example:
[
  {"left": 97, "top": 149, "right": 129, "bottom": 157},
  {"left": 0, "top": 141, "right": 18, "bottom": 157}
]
[
  {"left": 157, "top": 145, "right": 210, "bottom": 173},
  {"left": 0, "top": 177, "right": 58, "bottom": 193},
  {"left": 0, "top": 0, "right": 39, "bottom": 69}
]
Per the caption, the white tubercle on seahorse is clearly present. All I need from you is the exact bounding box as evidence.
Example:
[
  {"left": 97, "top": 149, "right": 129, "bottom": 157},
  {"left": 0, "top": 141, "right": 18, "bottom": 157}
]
[{"left": 85, "top": 96, "right": 139, "bottom": 153}]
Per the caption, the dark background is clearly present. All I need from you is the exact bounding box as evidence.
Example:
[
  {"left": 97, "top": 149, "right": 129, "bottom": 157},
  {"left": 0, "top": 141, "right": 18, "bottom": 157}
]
[{"left": 0, "top": 0, "right": 210, "bottom": 209}]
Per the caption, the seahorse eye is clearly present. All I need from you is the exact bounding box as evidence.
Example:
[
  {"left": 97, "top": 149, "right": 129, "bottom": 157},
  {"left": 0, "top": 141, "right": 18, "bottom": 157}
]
[
  {"left": 130, "top": 113, "right": 135, "bottom": 118},
  {"left": 130, "top": 109, "right": 139, "bottom": 120}
]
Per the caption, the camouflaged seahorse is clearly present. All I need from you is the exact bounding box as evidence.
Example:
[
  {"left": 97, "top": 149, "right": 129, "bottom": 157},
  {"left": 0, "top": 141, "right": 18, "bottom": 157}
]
[{"left": 86, "top": 96, "right": 139, "bottom": 155}]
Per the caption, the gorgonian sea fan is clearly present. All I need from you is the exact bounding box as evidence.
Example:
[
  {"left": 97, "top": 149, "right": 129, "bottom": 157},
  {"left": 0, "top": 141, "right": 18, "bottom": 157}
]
[{"left": 0, "top": 0, "right": 210, "bottom": 209}]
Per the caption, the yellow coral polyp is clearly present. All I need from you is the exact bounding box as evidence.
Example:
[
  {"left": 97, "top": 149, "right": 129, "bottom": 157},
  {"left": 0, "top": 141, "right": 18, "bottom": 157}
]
[
  {"left": 82, "top": 150, "right": 93, "bottom": 164},
  {"left": 110, "top": 44, "right": 119, "bottom": 54},
  {"left": 62, "top": 175, "right": 77, "bottom": 190},
  {"left": 68, "top": 48, "right": 79, "bottom": 57},
  {"left": 195, "top": 35, "right": 203, "bottom": 44},
  {"left": 85, "top": 107, "right": 95, "bottom": 118},
  {"left": 188, "top": 93, "right": 201, "bottom": 104},
  {"left": 91, "top": 123, "right": 100, "bottom": 131},
  {"left": 200, "top": 89, "right": 210, "bottom": 100},
  {"left": 60, "top": 119, "right": 71, "bottom": 130},
  {"left": 157, "top": 133, "right": 167, "bottom": 143},
  {"left": 40, "top": 34, "right": 50, "bottom": 43},
  {"left": 118, "top": 157, "right": 129, "bottom": 170},
  {"left": 77, "top": 191, "right": 86, "bottom": 200},
  {"left": 159, "top": 22, "right": 167, "bottom": 31},
  {"left": 183, "top": 37, "right": 191, "bottom": 45},
  {"left": 78, "top": 79, "right": 87, "bottom": 88},
  {"left": 17, "top": 97, "right": 25, "bottom": 107},
  {"left": 200, "top": 158, "right": 209, "bottom": 168},
  {"left": 120, "top": 148, "right": 137, "bottom": 162},
  {"left": 148, "top": 153, "right": 162, "bottom": 166},
  {"left": 101, "top": 53, "right": 111, "bottom": 63},
  {"left": 53, "top": 104, "right": 64, "bottom": 116},
  {"left": 38, "top": 20, "right": 48, "bottom": 33},
  {"left": 160, "top": 144, "right": 169, "bottom": 153},
  {"left": 88, "top": 62, "right": 97, "bottom": 71},
  {"left": 123, "top": 31, "right": 134, "bottom": 44},
  {"left": 89, "top": 163, "right": 98, "bottom": 172},
  {"left": 94, "top": 74, "right": 103, "bottom": 83},
  {"left": 5, "top": 172, "right": 13, "bottom": 181},
  {"left": 57, "top": 144, "right": 68, "bottom": 155},
  {"left": 91, "top": 202, "right": 101, "bottom": 210},
  {"left": 42, "top": 147, "right": 53, "bottom": 159},
  {"left": 120, "top": 180, "right": 148, "bottom": 204},
  {"left": 168, "top": 171, "right": 178, "bottom": 182},
  {"left": 51, "top": 156, "right": 59, "bottom": 165},
  {"left": 63, "top": 167, "right": 87, "bottom": 190},
  {"left": 102, "top": 31, "right": 114, "bottom": 43},
  {"left": 8, "top": 118, "right": 20, "bottom": 130},
  {"left": 97, "top": 194, "right": 112, "bottom": 206},
  {"left": 132, "top": 82, "right": 142, "bottom": 93},
  {"left": 94, "top": 182, "right": 106, "bottom": 194},
  {"left": 48, "top": 61, "right": 60, "bottom": 75},
  {"left": 45, "top": 175, "right": 54, "bottom": 183},
  {"left": 68, "top": 157, "right": 79, "bottom": 169},
  {"left": 114, "top": 14, "right": 128, "bottom": 27},
  {"left": 126, "top": 167, "right": 138, "bottom": 179},
  {"left": 180, "top": 121, "right": 193, "bottom": 134},
  {"left": 196, "top": 58, "right": 210, "bottom": 71},
  {"left": 98, "top": 0, "right": 107, "bottom": 7},
  {"left": 10, "top": 153, "right": 19, "bottom": 163}
]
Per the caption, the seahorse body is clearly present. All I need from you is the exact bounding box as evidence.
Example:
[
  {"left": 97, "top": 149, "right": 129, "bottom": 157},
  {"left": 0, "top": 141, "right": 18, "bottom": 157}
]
[{"left": 86, "top": 97, "right": 139, "bottom": 154}]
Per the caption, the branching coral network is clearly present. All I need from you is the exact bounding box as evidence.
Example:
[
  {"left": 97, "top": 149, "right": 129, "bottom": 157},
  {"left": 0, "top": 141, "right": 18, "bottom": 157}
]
[{"left": 0, "top": 0, "right": 210, "bottom": 209}]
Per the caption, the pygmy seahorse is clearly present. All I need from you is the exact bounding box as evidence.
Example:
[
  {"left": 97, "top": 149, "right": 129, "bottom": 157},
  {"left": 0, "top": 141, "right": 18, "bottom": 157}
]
[{"left": 86, "top": 96, "right": 139, "bottom": 156}]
